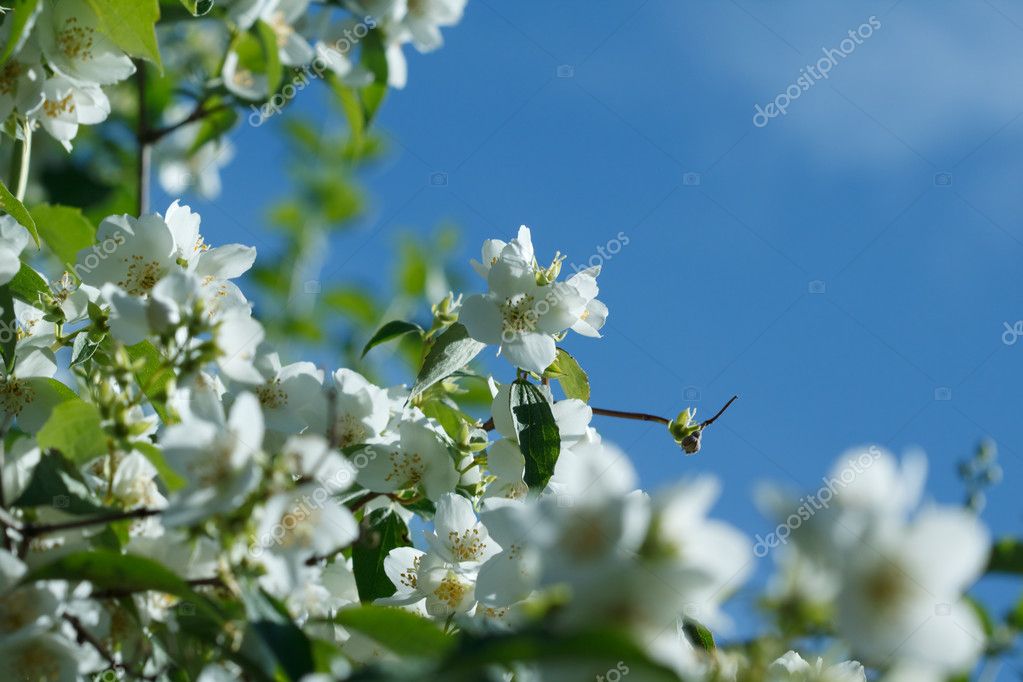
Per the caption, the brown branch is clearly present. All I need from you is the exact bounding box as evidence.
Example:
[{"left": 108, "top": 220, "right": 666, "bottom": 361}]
[
  {"left": 590, "top": 406, "right": 671, "bottom": 425},
  {"left": 700, "top": 395, "right": 739, "bottom": 428},
  {"left": 22, "top": 507, "right": 163, "bottom": 538}
]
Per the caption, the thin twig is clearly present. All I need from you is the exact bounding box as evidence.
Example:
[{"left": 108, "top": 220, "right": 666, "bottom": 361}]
[
  {"left": 136, "top": 61, "right": 150, "bottom": 215},
  {"left": 141, "top": 102, "right": 230, "bottom": 144},
  {"left": 590, "top": 407, "right": 671, "bottom": 425},
  {"left": 700, "top": 395, "right": 739, "bottom": 428},
  {"left": 22, "top": 507, "right": 163, "bottom": 538}
]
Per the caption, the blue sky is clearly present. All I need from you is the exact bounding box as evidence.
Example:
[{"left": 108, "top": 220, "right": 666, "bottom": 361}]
[{"left": 157, "top": 0, "right": 1023, "bottom": 633}]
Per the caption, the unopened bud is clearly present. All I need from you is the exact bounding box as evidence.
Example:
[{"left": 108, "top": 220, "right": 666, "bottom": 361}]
[{"left": 681, "top": 430, "right": 702, "bottom": 455}]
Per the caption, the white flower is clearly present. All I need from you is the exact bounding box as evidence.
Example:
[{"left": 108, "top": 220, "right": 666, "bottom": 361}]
[
  {"left": 425, "top": 493, "right": 499, "bottom": 566},
  {"left": 460, "top": 226, "right": 598, "bottom": 374},
  {"left": 259, "top": 0, "right": 316, "bottom": 65},
  {"left": 35, "top": 0, "right": 135, "bottom": 84},
  {"left": 833, "top": 507, "right": 988, "bottom": 673},
  {"left": 108, "top": 451, "right": 169, "bottom": 536},
  {"left": 223, "top": 49, "right": 269, "bottom": 100},
  {"left": 0, "top": 216, "right": 30, "bottom": 285},
  {"left": 356, "top": 420, "right": 458, "bottom": 501},
  {"left": 215, "top": 309, "right": 265, "bottom": 384},
  {"left": 161, "top": 392, "right": 264, "bottom": 524},
  {"left": 282, "top": 434, "right": 357, "bottom": 489},
  {"left": 0, "top": 35, "right": 43, "bottom": 125},
  {"left": 324, "top": 368, "right": 391, "bottom": 448},
  {"left": 767, "top": 651, "right": 866, "bottom": 682},
  {"left": 239, "top": 350, "right": 326, "bottom": 437},
  {"left": 28, "top": 75, "right": 111, "bottom": 150},
  {"left": 379, "top": 547, "right": 475, "bottom": 617},
  {"left": 158, "top": 135, "right": 235, "bottom": 200},
  {"left": 254, "top": 483, "right": 359, "bottom": 590},
  {"left": 77, "top": 213, "right": 176, "bottom": 296},
  {"left": 0, "top": 630, "right": 81, "bottom": 682},
  {"left": 394, "top": 0, "right": 467, "bottom": 53},
  {"left": 0, "top": 348, "right": 68, "bottom": 433},
  {"left": 0, "top": 549, "right": 61, "bottom": 637}
]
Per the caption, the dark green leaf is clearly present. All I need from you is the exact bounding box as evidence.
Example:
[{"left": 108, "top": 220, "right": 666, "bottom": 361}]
[
  {"left": 681, "top": 617, "right": 715, "bottom": 651},
  {"left": 352, "top": 509, "right": 410, "bottom": 602},
  {"left": 988, "top": 537, "right": 1023, "bottom": 574},
  {"left": 334, "top": 605, "right": 454, "bottom": 658},
  {"left": 179, "top": 0, "right": 214, "bottom": 16},
  {"left": 544, "top": 347, "right": 590, "bottom": 402},
  {"left": 410, "top": 323, "right": 485, "bottom": 400},
  {"left": 510, "top": 380, "right": 560, "bottom": 489},
  {"left": 30, "top": 203, "right": 97, "bottom": 268},
  {"left": 36, "top": 401, "right": 108, "bottom": 464},
  {"left": 437, "top": 627, "right": 679, "bottom": 682},
  {"left": 13, "top": 450, "right": 109, "bottom": 514},
  {"left": 0, "top": 285, "right": 14, "bottom": 371},
  {"left": 0, "top": 176, "right": 40, "bottom": 247},
  {"left": 362, "top": 320, "right": 423, "bottom": 357},
  {"left": 239, "top": 586, "right": 314, "bottom": 681},
  {"left": 126, "top": 340, "right": 173, "bottom": 421},
  {"left": 21, "top": 551, "right": 220, "bottom": 619}
]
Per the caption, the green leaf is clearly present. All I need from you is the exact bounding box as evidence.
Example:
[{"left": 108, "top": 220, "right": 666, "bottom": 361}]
[
  {"left": 187, "top": 101, "right": 238, "bottom": 154},
  {"left": 29, "top": 204, "right": 96, "bottom": 269},
  {"left": 126, "top": 340, "right": 173, "bottom": 421},
  {"left": 0, "top": 285, "right": 15, "bottom": 371},
  {"left": 84, "top": 0, "right": 162, "bottom": 68},
  {"left": 7, "top": 263, "right": 49, "bottom": 304},
  {"left": 352, "top": 509, "right": 410, "bottom": 602},
  {"left": 410, "top": 323, "right": 485, "bottom": 400},
  {"left": 0, "top": 177, "right": 40, "bottom": 247},
  {"left": 22, "top": 551, "right": 220, "bottom": 619},
  {"left": 681, "top": 617, "right": 715, "bottom": 651},
  {"left": 363, "top": 320, "right": 423, "bottom": 357},
  {"left": 18, "top": 377, "right": 80, "bottom": 432},
  {"left": 13, "top": 450, "right": 110, "bottom": 515},
  {"left": 510, "top": 380, "right": 561, "bottom": 490},
  {"left": 254, "top": 19, "right": 283, "bottom": 93},
  {"left": 988, "top": 537, "right": 1023, "bottom": 574},
  {"left": 133, "top": 441, "right": 187, "bottom": 492},
  {"left": 0, "top": 0, "right": 40, "bottom": 68},
  {"left": 544, "top": 348, "right": 590, "bottom": 402},
  {"left": 437, "top": 627, "right": 680, "bottom": 682},
  {"left": 334, "top": 605, "right": 454, "bottom": 658},
  {"left": 179, "top": 0, "right": 214, "bottom": 16},
  {"left": 239, "top": 586, "right": 314, "bottom": 681},
  {"left": 358, "top": 29, "right": 389, "bottom": 124},
  {"left": 36, "top": 401, "right": 108, "bottom": 465}
]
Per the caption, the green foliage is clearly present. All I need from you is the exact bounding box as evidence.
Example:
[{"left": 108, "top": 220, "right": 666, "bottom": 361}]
[
  {"left": 29, "top": 203, "right": 96, "bottom": 269},
  {"left": 6, "top": 262, "right": 49, "bottom": 304},
  {"left": 84, "top": 0, "right": 163, "bottom": 68},
  {"left": 13, "top": 450, "right": 111, "bottom": 514},
  {"left": 544, "top": 347, "right": 590, "bottom": 402},
  {"left": 509, "top": 380, "right": 561, "bottom": 489},
  {"left": 352, "top": 508, "right": 411, "bottom": 602},
  {"left": 363, "top": 320, "right": 424, "bottom": 357},
  {"left": 411, "top": 323, "right": 486, "bottom": 400},
  {"left": 0, "top": 175, "right": 40, "bottom": 247},
  {"left": 334, "top": 606, "right": 455, "bottom": 658},
  {"left": 239, "top": 585, "right": 315, "bottom": 681},
  {"left": 0, "top": 0, "right": 40, "bottom": 67},
  {"left": 178, "top": 0, "right": 215, "bottom": 16},
  {"left": 36, "top": 401, "right": 108, "bottom": 464},
  {"left": 681, "top": 617, "right": 716, "bottom": 651},
  {"left": 988, "top": 537, "right": 1023, "bottom": 574}
]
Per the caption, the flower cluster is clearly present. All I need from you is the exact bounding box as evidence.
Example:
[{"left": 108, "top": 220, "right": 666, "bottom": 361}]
[{"left": 0, "top": 209, "right": 1000, "bottom": 681}]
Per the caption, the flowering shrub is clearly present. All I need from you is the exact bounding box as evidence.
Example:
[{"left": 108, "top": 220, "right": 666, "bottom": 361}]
[{"left": 0, "top": 2, "right": 1017, "bottom": 682}]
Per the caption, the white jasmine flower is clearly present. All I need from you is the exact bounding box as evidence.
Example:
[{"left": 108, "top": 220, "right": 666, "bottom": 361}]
[
  {"left": 767, "top": 651, "right": 866, "bottom": 682},
  {"left": 0, "top": 348, "right": 68, "bottom": 433},
  {"left": 215, "top": 308, "right": 265, "bottom": 384},
  {"left": 460, "top": 227, "right": 595, "bottom": 374},
  {"left": 0, "top": 37, "right": 43, "bottom": 127},
  {"left": 0, "top": 630, "right": 81, "bottom": 682},
  {"left": 28, "top": 75, "right": 110, "bottom": 150},
  {"left": 324, "top": 368, "right": 391, "bottom": 448},
  {"left": 424, "top": 493, "right": 499, "bottom": 566},
  {"left": 161, "top": 392, "right": 264, "bottom": 524},
  {"left": 36, "top": 0, "right": 135, "bottom": 84},
  {"left": 77, "top": 213, "right": 175, "bottom": 296},
  {"left": 234, "top": 349, "right": 326, "bottom": 437},
  {"left": 356, "top": 420, "right": 459, "bottom": 501},
  {"left": 222, "top": 49, "right": 269, "bottom": 100},
  {"left": 0, "top": 217, "right": 30, "bottom": 285},
  {"left": 0, "top": 549, "right": 61, "bottom": 636}
]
